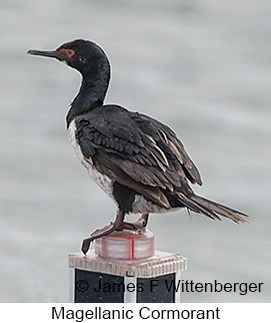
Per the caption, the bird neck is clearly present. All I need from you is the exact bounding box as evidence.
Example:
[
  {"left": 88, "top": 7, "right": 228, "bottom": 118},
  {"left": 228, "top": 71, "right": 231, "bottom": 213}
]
[{"left": 66, "top": 64, "right": 110, "bottom": 127}]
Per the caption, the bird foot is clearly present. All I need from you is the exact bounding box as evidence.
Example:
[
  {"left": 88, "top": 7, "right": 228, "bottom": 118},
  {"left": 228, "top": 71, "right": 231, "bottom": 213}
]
[
  {"left": 81, "top": 213, "right": 149, "bottom": 255},
  {"left": 81, "top": 209, "right": 125, "bottom": 254},
  {"left": 81, "top": 222, "right": 116, "bottom": 254},
  {"left": 122, "top": 213, "right": 149, "bottom": 231}
]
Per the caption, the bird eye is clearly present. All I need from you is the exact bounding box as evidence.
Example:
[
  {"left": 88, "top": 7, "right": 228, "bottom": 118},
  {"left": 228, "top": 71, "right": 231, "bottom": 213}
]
[{"left": 78, "top": 56, "right": 87, "bottom": 64}]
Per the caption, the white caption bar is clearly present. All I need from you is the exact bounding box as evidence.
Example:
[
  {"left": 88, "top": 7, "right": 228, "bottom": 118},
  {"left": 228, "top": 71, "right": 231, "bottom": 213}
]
[{"left": 1, "top": 303, "right": 269, "bottom": 322}]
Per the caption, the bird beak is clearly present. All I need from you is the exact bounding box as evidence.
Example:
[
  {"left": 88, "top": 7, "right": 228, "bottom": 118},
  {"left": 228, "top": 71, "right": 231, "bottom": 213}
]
[{"left": 27, "top": 49, "right": 67, "bottom": 61}]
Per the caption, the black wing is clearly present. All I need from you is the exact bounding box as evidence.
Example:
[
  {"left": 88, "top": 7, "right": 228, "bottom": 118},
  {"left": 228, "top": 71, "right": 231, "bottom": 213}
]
[{"left": 75, "top": 104, "right": 202, "bottom": 208}]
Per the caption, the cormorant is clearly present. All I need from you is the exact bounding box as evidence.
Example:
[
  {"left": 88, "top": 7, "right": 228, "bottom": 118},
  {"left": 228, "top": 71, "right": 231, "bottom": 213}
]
[{"left": 28, "top": 39, "right": 248, "bottom": 254}]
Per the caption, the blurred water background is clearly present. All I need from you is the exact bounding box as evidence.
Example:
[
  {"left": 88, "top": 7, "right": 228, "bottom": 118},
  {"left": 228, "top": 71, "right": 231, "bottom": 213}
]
[{"left": 0, "top": 0, "right": 270, "bottom": 302}]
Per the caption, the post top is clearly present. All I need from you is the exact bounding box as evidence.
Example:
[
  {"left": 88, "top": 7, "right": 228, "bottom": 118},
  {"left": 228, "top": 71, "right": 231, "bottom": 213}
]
[
  {"left": 69, "top": 250, "right": 187, "bottom": 278},
  {"left": 69, "top": 229, "right": 187, "bottom": 278},
  {"left": 94, "top": 229, "right": 154, "bottom": 260}
]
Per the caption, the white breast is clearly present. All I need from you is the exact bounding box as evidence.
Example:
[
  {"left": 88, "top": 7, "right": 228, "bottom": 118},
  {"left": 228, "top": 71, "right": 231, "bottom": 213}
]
[
  {"left": 67, "top": 120, "right": 114, "bottom": 200},
  {"left": 68, "top": 120, "right": 177, "bottom": 215}
]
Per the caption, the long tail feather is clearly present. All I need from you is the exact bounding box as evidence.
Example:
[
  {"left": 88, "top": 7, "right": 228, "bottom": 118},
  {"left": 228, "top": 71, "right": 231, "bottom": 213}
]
[{"left": 178, "top": 192, "right": 249, "bottom": 224}]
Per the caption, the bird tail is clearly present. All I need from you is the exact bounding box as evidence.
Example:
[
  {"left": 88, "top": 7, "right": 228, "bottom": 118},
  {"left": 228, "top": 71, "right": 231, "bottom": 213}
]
[{"left": 177, "top": 192, "right": 249, "bottom": 224}]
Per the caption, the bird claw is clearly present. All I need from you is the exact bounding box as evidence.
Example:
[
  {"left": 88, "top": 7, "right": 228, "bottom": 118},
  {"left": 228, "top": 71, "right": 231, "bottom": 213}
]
[
  {"left": 81, "top": 213, "right": 149, "bottom": 255},
  {"left": 122, "top": 213, "right": 149, "bottom": 231},
  {"left": 81, "top": 222, "right": 116, "bottom": 254}
]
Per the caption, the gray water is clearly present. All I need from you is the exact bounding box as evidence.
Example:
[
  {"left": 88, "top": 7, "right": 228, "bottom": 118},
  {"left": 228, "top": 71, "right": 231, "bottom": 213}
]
[{"left": 0, "top": 0, "right": 270, "bottom": 302}]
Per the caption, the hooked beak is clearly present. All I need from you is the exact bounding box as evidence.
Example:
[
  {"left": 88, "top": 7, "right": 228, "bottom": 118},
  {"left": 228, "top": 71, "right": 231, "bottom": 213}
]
[{"left": 27, "top": 49, "right": 67, "bottom": 61}]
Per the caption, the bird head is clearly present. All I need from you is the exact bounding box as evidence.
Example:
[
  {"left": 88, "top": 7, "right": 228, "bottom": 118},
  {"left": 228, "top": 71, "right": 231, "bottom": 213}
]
[{"left": 27, "top": 39, "right": 110, "bottom": 78}]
